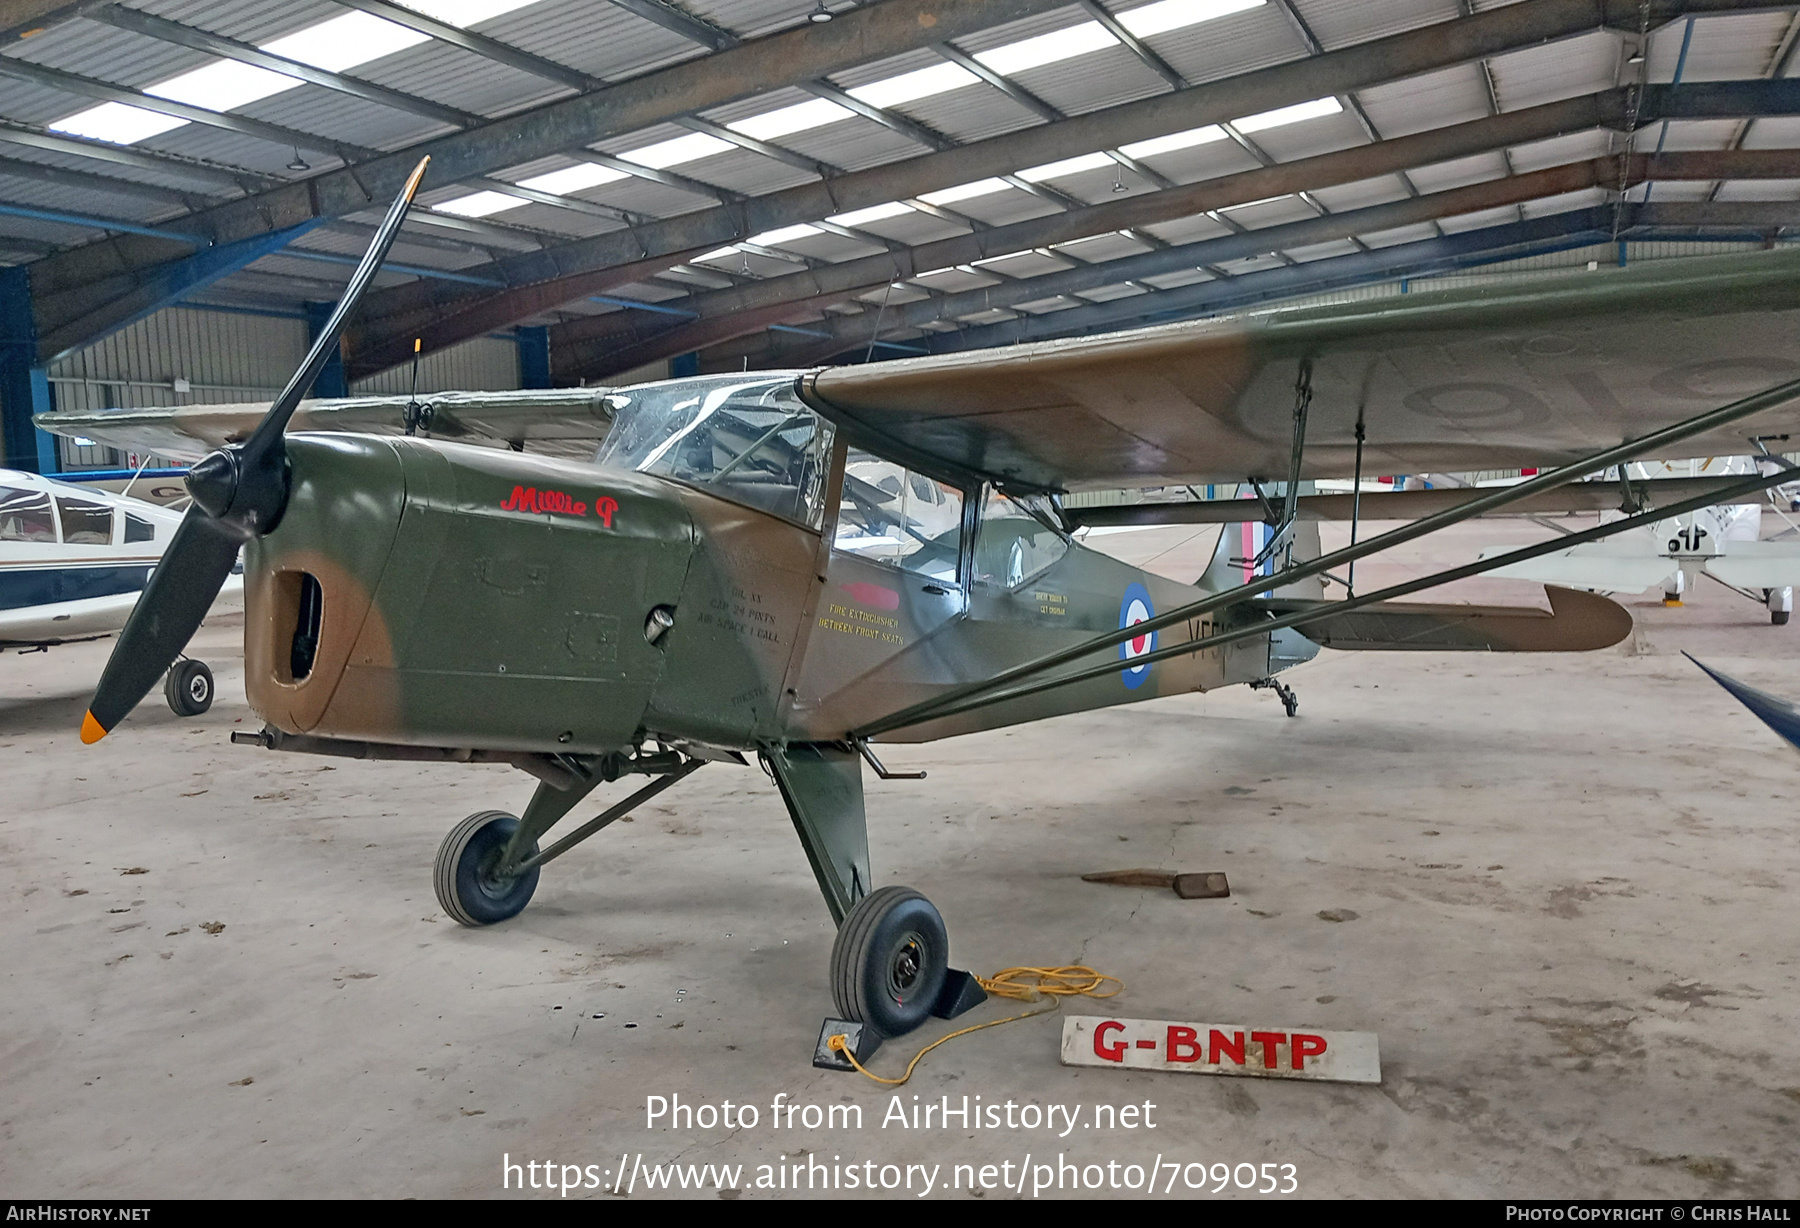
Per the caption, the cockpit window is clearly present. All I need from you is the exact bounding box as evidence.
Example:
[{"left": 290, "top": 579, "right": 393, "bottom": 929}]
[
  {"left": 596, "top": 373, "right": 834, "bottom": 529},
  {"left": 124, "top": 513, "right": 155, "bottom": 543},
  {"left": 975, "top": 486, "right": 1069, "bottom": 590},
  {"left": 57, "top": 497, "right": 113, "bottom": 545},
  {"left": 0, "top": 486, "right": 55, "bottom": 542},
  {"left": 833, "top": 450, "right": 964, "bottom": 582}
]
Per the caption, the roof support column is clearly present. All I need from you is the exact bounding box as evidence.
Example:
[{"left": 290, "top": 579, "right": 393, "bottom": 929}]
[
  {"left": 1, "top": 266, "right": 57, "bottom": 474},
  {"left": 517, "top": 325, "right": 551, "bottom": 389}
]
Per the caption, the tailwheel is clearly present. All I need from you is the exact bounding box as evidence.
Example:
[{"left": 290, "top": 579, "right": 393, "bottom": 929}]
[
  {"left": 435, "top": 810, "right": 539, "bottom": 927},
  {"left": 164, "top": 659, "right": 214, "bottom": 717},
  {"left": 830, "top": 886, "right": 949, "bottom": 1039}
]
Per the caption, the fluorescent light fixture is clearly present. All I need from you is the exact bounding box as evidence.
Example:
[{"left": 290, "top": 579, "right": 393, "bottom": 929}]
[
  {"left": 520, "top": 162, "right": 629, "bottom": 194},
  {"left": 1233, "top": 96, "right": 1342, "bottom": 133},
  {"left": 433, "top": 190, "right": 523, "bottom": 217},
  {"left": 50, "top": 102, "right": 187, "bottom": 145},
  {"left": 750, "top": 223, "right": 822, "bottom": 246},
  {"left": 1018, "top": 151, "right": 1114, "bottom": 181},
  {"left": 975, "top": 23, "right": 1117, "bottom": 75},
  {"left": 918, "top": 178, "right": 1011, "bottom": 205},
  {"left": 729, "top": 98, "right": 852, "bottom": 141},
  {"left": 829, "top": 201, "right": 914, "bottom": 226},
  {"left": 621, "top": 132, "right": 735, "bottom": 169},
  {"left": 1119, "top": 124, "right": 1227, "bottom": 158},
  {"left": 147, "top": 59, "right": 298, "bottom": 112},
  {"left": 846, "top": 62, "right": 978, "bottom": 109},
  {"left": 1117, "top": 0, "right": 1263, "bottom": 39}
]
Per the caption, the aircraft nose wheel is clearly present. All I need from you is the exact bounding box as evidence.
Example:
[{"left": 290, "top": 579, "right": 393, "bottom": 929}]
[
  {"left": 830, "top": 886, "right": 950, "bottom": 1039},
  {"left": 163, "top": 659, "right": 213, "bottom": 717},
  {"left": 435, "top": 810, "right": 540, "bottom": 926}
]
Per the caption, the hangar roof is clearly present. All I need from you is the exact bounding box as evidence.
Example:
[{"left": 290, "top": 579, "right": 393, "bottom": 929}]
[{"left": 4, "top": 0, "right": 1800, "bottom": 380}]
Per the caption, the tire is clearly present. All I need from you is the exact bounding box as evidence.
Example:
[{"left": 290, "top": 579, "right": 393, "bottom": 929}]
[
  {"left": 829, "top": 886, "right": 950, "bottom": 1039},
  {"left": 164, "top": 659, "right": 213, "bottom": 717},
  {"left": 1775, "top": 610, "right": 1791, "bottom": 626},
  {"left": 434, "top": 810, "right": 539, "bottom": 927}
]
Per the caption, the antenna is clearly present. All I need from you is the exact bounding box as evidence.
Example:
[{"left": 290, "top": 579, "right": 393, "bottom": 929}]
[{"left": 402, "top": 337, "right": 429, "bottom": 436}]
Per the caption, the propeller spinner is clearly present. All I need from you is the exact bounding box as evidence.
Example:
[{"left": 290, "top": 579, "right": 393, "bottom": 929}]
[{"left": 80, "top": 156, "right": 432, "bottom": 744}]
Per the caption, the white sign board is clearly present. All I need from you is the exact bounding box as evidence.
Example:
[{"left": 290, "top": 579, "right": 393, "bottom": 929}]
[{"left": 1061, "top": 1015, "right": 1380, "bottom": 1085}]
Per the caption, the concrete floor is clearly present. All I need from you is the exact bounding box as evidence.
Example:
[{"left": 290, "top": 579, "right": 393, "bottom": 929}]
[{"left": 3, "top": 517, "right": 1797, "bottom": 1199}]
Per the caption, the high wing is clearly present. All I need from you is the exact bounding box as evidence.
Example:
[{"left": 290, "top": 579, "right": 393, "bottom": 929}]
[
  {"left": 33, "top": 387, "right": 614, "bottom": 464},
  {"left": 800, "top": 248, "right": 1800, "bottom": 492}
]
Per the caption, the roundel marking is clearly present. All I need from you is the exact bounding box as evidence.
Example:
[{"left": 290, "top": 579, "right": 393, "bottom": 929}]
[{"left": 1119, "top": 582, "right": 1157, "bottom": 689}]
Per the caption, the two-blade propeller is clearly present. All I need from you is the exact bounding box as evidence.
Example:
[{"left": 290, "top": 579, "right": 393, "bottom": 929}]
[{"left": 80, "top": 156, "right": 431, "bottom": 745}]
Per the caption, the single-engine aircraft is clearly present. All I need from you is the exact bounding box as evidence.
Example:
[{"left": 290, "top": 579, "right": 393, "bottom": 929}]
[
  {"left": 46, "top": 159, "right": 1800, "bottom": 1046},
  {"left": 1, "top": 467, "right": 238, "bottom": 715}
]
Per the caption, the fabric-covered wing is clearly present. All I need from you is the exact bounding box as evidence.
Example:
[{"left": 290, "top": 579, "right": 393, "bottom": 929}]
[
  {"left": 33, "top": 387, "right": 615, "bottom": 464},
  {"left": 801, "top": 248, "right": 1800, "bottom": 492}
]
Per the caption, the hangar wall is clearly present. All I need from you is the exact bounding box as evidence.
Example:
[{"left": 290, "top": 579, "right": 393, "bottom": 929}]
[{"left": 44, "top": 304, "right": 524, "bottom": 468}]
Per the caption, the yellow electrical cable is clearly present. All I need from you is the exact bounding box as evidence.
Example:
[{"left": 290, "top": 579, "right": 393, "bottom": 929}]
[{"left": 826, "top": 965, "right": 1122, "bottom": 1087}]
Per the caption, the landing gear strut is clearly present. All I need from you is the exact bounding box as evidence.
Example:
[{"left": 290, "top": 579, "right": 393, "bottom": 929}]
[
  {"left": 433, "top": 752, "right": 706, "bottom": 927},
  {"left": 764, "top": 742, "right": 987, "bottom": 1063},
  {"left": 1252, "top": 675, "right": 1300, "bottom": 717}
]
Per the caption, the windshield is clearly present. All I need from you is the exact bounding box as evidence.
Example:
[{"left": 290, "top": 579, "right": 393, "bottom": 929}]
[{"left": 596, "top": 373, "right": 834, "bottom": 528}]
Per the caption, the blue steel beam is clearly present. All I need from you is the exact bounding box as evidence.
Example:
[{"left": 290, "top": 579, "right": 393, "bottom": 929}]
[{"left": 36, "top": 220, "right": 323, "bottom": 360}]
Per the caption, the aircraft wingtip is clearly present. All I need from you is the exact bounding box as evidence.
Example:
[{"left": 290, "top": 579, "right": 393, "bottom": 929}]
[{"left": 80, "top": 711, "right": 107, "bottom": 745}]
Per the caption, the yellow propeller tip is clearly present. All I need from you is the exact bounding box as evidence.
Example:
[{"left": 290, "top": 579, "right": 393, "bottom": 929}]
[{"left": 80, "top": 711, "right": 108, "bottom": 744}]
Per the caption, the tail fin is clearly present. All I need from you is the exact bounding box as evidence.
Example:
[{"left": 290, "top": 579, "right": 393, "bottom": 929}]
[{"left": 1197, "top": 516, "right": 1324, "bottom": 601}]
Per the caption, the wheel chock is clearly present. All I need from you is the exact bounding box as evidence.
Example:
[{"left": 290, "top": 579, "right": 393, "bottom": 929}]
[
  {"left": 931, "top": 968, "right": 988, "bottom": 1020},
  {"left": 813, "top": 1018, "right": 882, "bottom": 1071}
]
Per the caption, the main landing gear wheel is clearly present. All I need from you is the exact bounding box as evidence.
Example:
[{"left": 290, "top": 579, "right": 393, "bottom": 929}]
[
  {"left": 164, "top": 659, "right": 213, "bottom": 717},
  {"left": 435, "top": 810, "right": 540, "bottom": 927},
  {"left": 830, "top": 886, "right": 950, "bottom": 1039}
]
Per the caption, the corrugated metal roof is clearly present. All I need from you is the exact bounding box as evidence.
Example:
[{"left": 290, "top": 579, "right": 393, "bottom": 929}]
[
  {"left": 1006, "top": 46, "right": 1167, "bottom": 117},
  {"left": 1488, "top": 29, "right": 1619, "bottom": 111},
  {"left": 1291, "top": 0, "right": 1461, "bottom": 52},
  {"left": 7, "top": 0, "right": 1799, "bottom": 367},
  {"left": 1140, "top": 4, "right": 1299, "bottom": 88},
  {"left": 1356, "top": 63, "right": 1493, "bottom": 139}
]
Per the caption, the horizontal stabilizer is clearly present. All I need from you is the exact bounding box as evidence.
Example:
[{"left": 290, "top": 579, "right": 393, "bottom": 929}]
[
  {"left": 1703, "top": 542, "right": 1800, "bottom": 589},
  {"left": 1685, "top": 654, "right": 1800, "bottom": 753},
  {"left": 1478, "top": 536, "right": 1675, "bottom": 594},
  {"left": 1258, "top": 585, "right": 1632, "bottom": 652}
]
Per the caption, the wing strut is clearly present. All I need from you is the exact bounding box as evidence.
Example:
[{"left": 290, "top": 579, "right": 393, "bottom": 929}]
[
  {"left": 854, "top": 372, "right": 1800, "bottom": 740},
  {"left": 864, "top": 462, "right": 1800, "bottom": 735}
]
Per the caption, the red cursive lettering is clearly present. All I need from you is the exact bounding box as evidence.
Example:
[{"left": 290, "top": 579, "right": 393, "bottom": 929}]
[
  {"left": 500, "top": 486, "right": 617, "bottom": 528},
  {"left": 594, "top": 495, "right": 618, "bottom": 528}
]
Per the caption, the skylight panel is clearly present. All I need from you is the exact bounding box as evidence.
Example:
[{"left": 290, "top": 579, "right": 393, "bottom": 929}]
[
  {"left": 520, "top": 163, "right": 629, "bottom": 194},
  {"left": 433, "top": 190, "right": 523, "bottom": 217},
  {"left": 696, "top": 246, "right": 743, "bottom": 261},
  {"left": 1118, "top": 125, "right": 1227, "bottom": 158},
  {"left": 1117, "top": 0, "right": 1264, "bottom": 39},
  {"left": 1018, "top": 151, "right": 1114, "bottom": 181},
  {"left": 50, "top": 102, "right": 188, "bottom": 145},
  {"left": 263, "top": 12, "right": 430, "bottom": 74},
  {"left": 729, "top": 98, "right": 853, "bottom": 141},
  {"left": 828, "top": 201, "right": 914, "bottom": 227},
  {"left": 1233, "top": 96, "right": 1342, "bottom": 133},
  {"left": 405, "top": 0, "right": 543, "bottom": 26},
  {"left": 975, "top": 23, "right": 1117, "bottom": 76},
  {"left": 621, "top": 132, "right": 735, "bottom": 170},
  {"left": 918, "top": 178, "right": 1011, "bottom": 205},
  {"left": 846, "top": 62, "right": 979, "bottom": 109},
  {"left": 750, "top": 224, "right": 823, "bottom": 245},
  {"left": 147, "top": 59, "right": 298, "bottom": 113}
]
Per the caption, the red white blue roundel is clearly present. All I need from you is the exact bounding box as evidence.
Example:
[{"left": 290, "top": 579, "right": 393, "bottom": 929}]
[{"left": 1118, "top": 582, "right": 1157, "bottom": 689}]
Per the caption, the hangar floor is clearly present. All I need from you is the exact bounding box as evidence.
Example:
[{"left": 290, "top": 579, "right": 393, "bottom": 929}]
[{"left": 2, "top": 518, "right": 1797, "bottom": 1199}]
